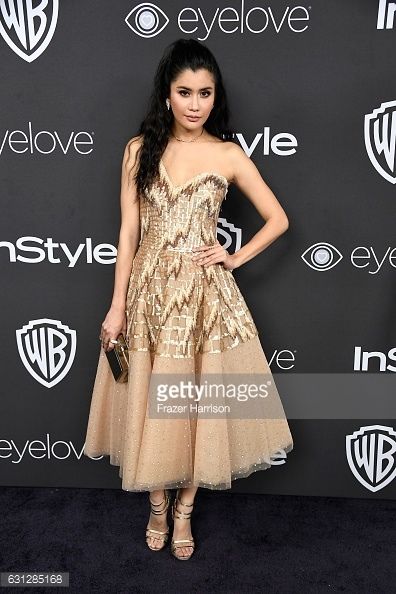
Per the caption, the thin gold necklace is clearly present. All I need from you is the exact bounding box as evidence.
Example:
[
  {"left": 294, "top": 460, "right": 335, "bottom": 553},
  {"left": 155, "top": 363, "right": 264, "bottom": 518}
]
[{"left": 171, "top": 128, "right": 204, "bottom": 143}]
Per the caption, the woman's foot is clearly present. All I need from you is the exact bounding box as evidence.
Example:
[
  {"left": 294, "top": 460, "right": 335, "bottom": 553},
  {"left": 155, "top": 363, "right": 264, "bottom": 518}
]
[
  {"left": 145, "top": 489, "right": 170, "bottom": 551},
  {"left": 171, "top": 489, "right": 195, "bottom": 560}
]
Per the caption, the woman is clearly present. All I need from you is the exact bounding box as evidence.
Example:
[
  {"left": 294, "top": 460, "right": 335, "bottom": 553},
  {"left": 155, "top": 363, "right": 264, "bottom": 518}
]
[{"left": 84, "top": 38, "right": 293, "bottom": 561}]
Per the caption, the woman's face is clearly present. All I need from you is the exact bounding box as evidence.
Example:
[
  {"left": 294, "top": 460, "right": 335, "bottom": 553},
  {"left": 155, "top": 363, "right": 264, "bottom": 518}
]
[{"left": 168, "top": 68, "right": 215, "bottom": 131}]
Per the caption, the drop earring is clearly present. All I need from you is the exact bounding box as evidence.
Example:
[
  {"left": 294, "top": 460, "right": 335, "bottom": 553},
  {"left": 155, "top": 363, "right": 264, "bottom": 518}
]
[{"left": 166, "top": 99, "right": 170, "bottom": 110}]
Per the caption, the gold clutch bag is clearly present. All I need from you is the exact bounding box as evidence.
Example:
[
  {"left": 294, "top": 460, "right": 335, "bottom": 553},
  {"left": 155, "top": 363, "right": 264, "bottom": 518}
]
[{"left": 105, "top": 333, "right": 129, "bottom": 383}]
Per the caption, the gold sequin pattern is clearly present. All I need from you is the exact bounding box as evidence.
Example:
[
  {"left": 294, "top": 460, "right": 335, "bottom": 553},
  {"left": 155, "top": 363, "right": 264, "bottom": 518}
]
[{"left": 125, "top": 165, "right": 258, "bottom": 358}]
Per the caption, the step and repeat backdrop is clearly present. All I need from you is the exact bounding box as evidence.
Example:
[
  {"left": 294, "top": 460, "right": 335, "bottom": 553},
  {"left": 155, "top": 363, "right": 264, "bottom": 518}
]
[{"left": 1, "top": 0, "right": 395, "bottom": 499}]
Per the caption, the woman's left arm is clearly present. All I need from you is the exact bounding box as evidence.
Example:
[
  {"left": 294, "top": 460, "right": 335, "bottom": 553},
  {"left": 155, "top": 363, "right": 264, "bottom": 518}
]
[{"left": 227, "top": 143, "right": 289, "bottom": 270}]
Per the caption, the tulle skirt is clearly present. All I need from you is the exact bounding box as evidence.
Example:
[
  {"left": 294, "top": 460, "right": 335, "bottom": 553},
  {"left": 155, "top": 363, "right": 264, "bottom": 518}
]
[{"left": 83, "top": 330, "right": 293, "bottom": 491}]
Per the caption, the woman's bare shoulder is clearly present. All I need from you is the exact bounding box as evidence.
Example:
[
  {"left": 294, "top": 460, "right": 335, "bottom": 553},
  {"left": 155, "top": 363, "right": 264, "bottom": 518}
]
[
  {"left": 125, "top": 134, "right": 143, "bottom": 152},
  {"left": 220, "top": 139, "right": 237, "bottom": 150},
  {"left": 123, "top": 135, "right": 143, "bottom": 168},
  {"left": 218, "top": 139, "right": 241, "bottom": 163},
  {"left": 217, "top": 140, "right": 247, "bottom": 183}
]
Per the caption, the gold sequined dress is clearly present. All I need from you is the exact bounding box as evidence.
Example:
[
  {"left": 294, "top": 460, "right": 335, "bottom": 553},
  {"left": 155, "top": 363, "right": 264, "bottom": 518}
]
[{"left": 83, "top": 159, "right": 293, "bottom": 491}]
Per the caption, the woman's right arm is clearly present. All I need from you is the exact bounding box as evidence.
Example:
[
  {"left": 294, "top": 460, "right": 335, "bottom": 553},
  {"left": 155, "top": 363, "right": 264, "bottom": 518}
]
[{"left": 100, "top": 136, "right": 142, "bottom": 352}]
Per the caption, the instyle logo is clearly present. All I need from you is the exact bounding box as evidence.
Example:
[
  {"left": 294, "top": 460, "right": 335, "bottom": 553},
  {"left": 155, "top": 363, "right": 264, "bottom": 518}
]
[
  {"left": 0, "top": 0, "right": 59, "bottom": 62},
  {"left": 346, "top": 425, "right": 396, "bottom": 492},
  {"left": 377, "top": 0, "right": 396, "bottom": 29},
  {"left": 301, "top": 243, "right": 396, "bottom": 274},
  {"left": 125, "top": 2, "right": 310, "bottom": 41},
  {"left": 353, "top": 347, "right": 396, "bottom": 373},
  {"left": 0, "top": 237, "right": 117, "bottom": 267},
  {"left": 237, "top": 129, "right": 298, "bottom": 157},
  {"left": 16, "top": 319, "right": 77, "bottom": 388},
  {"left": 0, "top": 122, "right": 94, "bottom": 156},
  {"left": 1, "top": 228, "right": 237, "bottom": 267},
  {"left": 364, "top": 100, "right": 396, "bottom": 184}
]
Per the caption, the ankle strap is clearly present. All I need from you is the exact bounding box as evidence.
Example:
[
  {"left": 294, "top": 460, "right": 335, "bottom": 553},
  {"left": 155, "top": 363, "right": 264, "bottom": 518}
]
[
  {"left": 149, "top": 490, "right": 169, "bottom": 514},
  {"left": 173, "top": 507, "right": 192, "bottom": 520},
  {"left": 173, "top": 493, "right": 194, "bottom": 520}
]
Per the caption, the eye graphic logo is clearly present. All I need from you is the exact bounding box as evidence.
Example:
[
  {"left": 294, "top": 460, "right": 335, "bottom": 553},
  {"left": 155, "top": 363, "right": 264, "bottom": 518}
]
[
  {"left": 217, "top": 217, "right": 242, "bottom": 253},
  {"left": 0, "top": 0, "right": 58, "bottom": 62},
  {"left": 125, "top": 3, "right": 169, "bottom": 38},
  {"left": 365, "top": 100, "right": 396, "bottom": 184},
  {"left": 346, "top": 425, "right": 396, "bottom": 492},
  {"left": 301, "top": 242, "right": 343, "bottom": 271},
  {"left": 16, "top": 318, "right": 77, "bottom": 388}
]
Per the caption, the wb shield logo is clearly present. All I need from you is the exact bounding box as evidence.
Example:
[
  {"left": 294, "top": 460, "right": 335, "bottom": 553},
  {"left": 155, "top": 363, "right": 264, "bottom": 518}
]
[
  {"left": 365, "top": 100, "right": 396, "bottom": 184},
  {"left": 16, "top": 319, "right": 77, "bottom": 388},
  {"left": 217, "top": 217, "right": 242, "bottom": 253},
  {"left": 346, "top": 425, "right": 396, "bottom": 492},
  {"left": 0, "top": 0, "right": 59, "bottom": 62}
]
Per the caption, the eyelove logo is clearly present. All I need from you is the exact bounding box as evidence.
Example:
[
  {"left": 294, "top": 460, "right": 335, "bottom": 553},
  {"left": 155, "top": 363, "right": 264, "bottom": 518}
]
[
  {"left": 0, "top": 433, "right": 291, "bottom": 465},
  {"left": 0, "top": 122, "right": 94, "bottom": 156},
  {"left": 302, "top": 242, "right": 396, "bottom": 274},
  {"left": 0, "top": 0, "right": 59, "bottom": 62},
  {"left": 0, "top": 123, "right": 296, "bottom": 158},
  {"left": 0, "top": 433, "right": 85, "bottom": 463},
  {"left": 125, "top": 2, "right": 310, "bottom": 41}
]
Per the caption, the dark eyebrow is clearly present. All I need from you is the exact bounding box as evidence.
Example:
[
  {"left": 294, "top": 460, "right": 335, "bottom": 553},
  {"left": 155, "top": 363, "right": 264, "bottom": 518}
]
[{"left": 176, "top": 86, "right": 213, "bottom": 91}]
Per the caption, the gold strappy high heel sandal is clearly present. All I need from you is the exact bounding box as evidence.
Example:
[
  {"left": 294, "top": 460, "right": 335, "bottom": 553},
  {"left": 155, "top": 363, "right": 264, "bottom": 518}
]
[
  {"left": 170, "top": 489, "right": 195, "bottom": 560},
  {"left": 145, "top": 489, "right": 170, "bottom": 551}
]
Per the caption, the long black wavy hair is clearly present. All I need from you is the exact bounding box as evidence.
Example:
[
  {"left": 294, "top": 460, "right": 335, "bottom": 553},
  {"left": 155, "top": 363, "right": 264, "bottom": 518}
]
[{"left": 131, "top": 38, "right": 235, "bottom": 198}]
